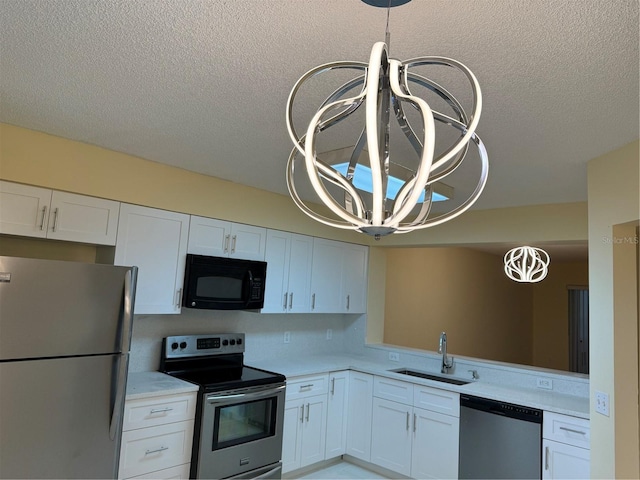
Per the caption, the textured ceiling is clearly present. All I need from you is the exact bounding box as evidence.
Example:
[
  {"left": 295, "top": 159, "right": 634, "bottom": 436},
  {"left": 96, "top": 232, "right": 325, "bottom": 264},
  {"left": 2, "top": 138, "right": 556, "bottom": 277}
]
[{"left": 1, "top": 1, "right": 638, "bottom": 229}]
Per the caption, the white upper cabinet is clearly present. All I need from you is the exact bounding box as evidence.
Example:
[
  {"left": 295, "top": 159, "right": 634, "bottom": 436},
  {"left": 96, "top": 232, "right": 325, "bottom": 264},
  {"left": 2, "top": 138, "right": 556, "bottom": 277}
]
[
  {"left": 0, "top": 181, "right": 120, "bottom": 245},
  {"left": 115, "top": 204, "right": 189, "bottom": 314},
  {"left": 187, "top": 216, "right": 266, "bottom": 261},
  {"left": 310, "top": 238, "right": 368, "bottom": 314},
  {"left": 262, "top": 230, "right": 313, "bottom": 313}
]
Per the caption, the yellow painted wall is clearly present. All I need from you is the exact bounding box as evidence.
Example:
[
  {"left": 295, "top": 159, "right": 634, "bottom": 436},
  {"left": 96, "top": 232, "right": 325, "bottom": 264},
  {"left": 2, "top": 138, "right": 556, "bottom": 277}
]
[
  {"left": 383, "top": 247, "right": 534, "bottom": 365},
  {"left": 587, "top": 140, "right": 640, "bottom": 478},
  {"left": 531, "top": 261, "right": 589, "bottom": 371}
]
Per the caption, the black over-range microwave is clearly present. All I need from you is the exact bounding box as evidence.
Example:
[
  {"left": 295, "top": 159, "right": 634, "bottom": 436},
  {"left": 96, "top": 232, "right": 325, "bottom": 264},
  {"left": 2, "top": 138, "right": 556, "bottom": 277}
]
[{"left": 183, "top": 254, "right": 267, "bottom": 310}]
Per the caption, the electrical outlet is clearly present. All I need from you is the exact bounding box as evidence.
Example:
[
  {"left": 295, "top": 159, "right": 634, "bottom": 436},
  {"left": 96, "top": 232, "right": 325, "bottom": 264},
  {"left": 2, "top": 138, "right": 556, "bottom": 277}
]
[
  {"left": 283, "top": 331, "right": 290, "bottom": 344},
  {"left": 389, "top": 352, "right": 400, "bottom": 362},
  {"left": 326, "top": 328, "right": 332, "bottom": 340},
  {"left": 595, "top": 391, "right": 610, "bottom": 416},
  {"left": 536, "top": 378, "right": 553, "bottom": 390}
]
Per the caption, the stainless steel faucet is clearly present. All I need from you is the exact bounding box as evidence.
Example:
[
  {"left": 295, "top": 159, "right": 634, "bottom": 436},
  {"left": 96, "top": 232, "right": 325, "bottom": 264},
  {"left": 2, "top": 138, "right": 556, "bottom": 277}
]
[{"left": 439, "top": 331, "right": 454, "bottom": 374}]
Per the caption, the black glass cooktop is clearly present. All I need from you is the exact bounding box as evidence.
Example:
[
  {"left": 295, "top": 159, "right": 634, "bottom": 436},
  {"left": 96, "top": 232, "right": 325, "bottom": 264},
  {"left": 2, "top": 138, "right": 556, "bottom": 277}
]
[{"left": 169, "top": 364, "right": 285, "bottom": 393}]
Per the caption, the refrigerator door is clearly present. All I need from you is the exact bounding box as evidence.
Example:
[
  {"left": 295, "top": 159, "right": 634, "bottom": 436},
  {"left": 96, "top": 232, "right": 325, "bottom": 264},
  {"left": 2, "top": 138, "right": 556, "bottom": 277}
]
[
  {"left": 0, "top": 353, "right": 129, "bottom": 479},
  {"left": 0, "top": 256, "right": 136, "bottom": 360}
]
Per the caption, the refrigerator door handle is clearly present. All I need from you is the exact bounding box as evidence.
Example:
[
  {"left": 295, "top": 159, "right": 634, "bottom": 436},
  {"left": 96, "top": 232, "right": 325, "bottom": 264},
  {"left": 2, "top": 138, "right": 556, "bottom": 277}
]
[
  {"left": 109, "top": 353, "right": 129, "bottom": 440},
  {"left": 120, "top": 267, "right": 137, "bottom": 353}
]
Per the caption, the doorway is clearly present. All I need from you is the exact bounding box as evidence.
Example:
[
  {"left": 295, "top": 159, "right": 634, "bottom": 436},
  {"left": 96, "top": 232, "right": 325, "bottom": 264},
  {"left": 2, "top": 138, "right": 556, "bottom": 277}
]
[{"left": 568, "top": 287, "right": 589, "bottom": 374}]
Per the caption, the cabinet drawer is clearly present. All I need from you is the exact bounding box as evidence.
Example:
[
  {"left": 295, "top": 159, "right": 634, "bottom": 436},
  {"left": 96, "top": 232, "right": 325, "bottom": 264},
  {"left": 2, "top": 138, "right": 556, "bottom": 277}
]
[
  {"left": 123, "top": 393, "right": 196, "bottom": 431},
  {"left": 413, "top": 385, "right": 459, "bottom": 417},
  {"left": 286, "top": 374, "right": 329, "bottom": 400},
  {"left": 543, "top": 412, "right": 590, "bottom": 449},
  {"left": 128, "top": 463, "right": 190, "bottom": 479},
  {"left": 119, "top": 421, "right": 194, "bottom": 479},
  {"left": 373, "top": 376, "right": 413, "bottom": 405}
]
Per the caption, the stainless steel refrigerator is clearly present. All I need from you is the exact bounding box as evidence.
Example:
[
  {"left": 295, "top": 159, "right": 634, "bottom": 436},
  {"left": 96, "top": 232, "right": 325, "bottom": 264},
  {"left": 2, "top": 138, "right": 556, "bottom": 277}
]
[{"left": 0, "top": 256, "right": 137, "bottom": 479}]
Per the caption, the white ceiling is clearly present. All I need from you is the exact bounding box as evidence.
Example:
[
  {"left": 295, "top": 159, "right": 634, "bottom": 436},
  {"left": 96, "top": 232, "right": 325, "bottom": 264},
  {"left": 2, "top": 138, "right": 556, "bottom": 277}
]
[{"left": 1, "top": 0, "right": 638, "bottom": 257}]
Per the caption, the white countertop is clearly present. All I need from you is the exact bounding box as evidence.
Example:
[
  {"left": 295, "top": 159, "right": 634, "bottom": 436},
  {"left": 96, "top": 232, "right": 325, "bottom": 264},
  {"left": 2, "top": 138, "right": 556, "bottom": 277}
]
[
  {"left": 253, "top": 353, "right": 590, "bottom": 419},
  {"left": 126, "top": 371, "right": 199, "bottom": 400},
  {"left": 126, "top": 354, "right": 589, "bottom": 419}
]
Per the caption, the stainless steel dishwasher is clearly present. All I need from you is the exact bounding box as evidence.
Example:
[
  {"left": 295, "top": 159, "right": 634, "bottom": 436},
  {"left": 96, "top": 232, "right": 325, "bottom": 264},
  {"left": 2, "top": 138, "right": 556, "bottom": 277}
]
[{"left": 459, "top": 394, "right": 542, "bottom": 479}]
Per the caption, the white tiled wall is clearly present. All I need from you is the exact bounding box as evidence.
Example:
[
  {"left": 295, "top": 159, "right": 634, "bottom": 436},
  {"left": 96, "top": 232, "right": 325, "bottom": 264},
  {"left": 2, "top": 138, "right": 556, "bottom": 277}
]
[{"left": 128, "top": 309, "right": 364, "bottom": 372}]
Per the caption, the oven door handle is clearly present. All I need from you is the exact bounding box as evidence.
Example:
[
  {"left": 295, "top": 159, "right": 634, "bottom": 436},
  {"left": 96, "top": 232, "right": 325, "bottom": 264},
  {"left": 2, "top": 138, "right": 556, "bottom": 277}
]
[{"left": 206, "top": 384, "right": 286, "bottom": 404}]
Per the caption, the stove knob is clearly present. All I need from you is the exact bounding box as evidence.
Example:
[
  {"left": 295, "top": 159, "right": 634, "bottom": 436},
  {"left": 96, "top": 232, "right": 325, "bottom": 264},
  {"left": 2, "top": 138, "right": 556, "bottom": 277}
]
[
  {"left": 171, "top": 342, "right": 179, "bottom": 350},
  {"left": 230, "top": 339, "right": 236, "bottom": 346},
  {"left": 237, "top": 338, "right": 243, "bottom": 345},
  {"left": 180, "top": 342, "right": 187, "bottom": 349},
  {"left": 222, "top": 339, "right": 229, "bottom": 346}
]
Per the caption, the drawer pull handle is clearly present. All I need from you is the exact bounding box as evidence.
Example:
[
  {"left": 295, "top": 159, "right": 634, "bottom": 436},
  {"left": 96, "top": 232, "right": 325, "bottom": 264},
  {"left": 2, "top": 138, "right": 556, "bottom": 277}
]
[
  {"left": 559, "top": 426, "right": 587, "bottom": 435},
  {"left": 150, "top": 407, "right": 174, "bottom": 414},
  {"left": 145, "top": 446, "right": 169, "bottom": 455},
  {"left": 299, "top": 384, "right": 314, "bottom": 391}
]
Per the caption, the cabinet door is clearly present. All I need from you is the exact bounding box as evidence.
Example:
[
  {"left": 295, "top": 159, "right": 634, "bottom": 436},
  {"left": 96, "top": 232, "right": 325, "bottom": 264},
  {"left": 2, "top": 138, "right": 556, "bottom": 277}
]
[
  {"left": 47, "top": 191, "right": 120, "bottom": 245},
  {"left": 371, "top": 398, "right": 412, "bottom": 477},
  {"left": 115, "top": 204, "right": 189, "bottom": 314},
  {"left": 300, "top": 394, "right": 327, "bottom": 468},
  {"left": 287, "top": 234, "right": 313, "bottom": 313},
  {"left": 411, "top": 407, "right": 459, "bottom": 479},
  {"left": 0, "top": 181, "right": 51, "bottom": 237},
  {"left": 542, "top": 439, "right": 590, "bottom": 480},
  {"left": 310, "top": 238, "right": 343, "bottom": 313},
  {"left": 325, "top": 371, "right": 349, "bottom": 459},
  {"left": 262, "top": 230, "right": 291, "bottom": 313},
  {"left": 346, "top": 371, "right": 373, "bottom": 461},
  {"left": 282, "top": 400, "right": 303, "bottom": 473},
  {"left": 229, "top": 223, "right": 266, "bottom": 261},
  {"left": 341, "top": 243, "right": 368, "bottom": 313},
  {"left": 187, "top": 216, "right": 231, "bottom": 257}
]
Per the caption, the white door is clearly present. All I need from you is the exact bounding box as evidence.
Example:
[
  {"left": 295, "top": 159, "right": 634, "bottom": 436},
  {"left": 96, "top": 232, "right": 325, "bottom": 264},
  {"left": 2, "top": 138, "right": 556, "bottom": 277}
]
[
  {"left": 341, "top": 243, "right": 368, "bottom": 313},
  {"left": 281, "top": 400, "right": 303, "bottom": 473},
  {"left": 300, "top": 395, "right": 327, "bottom": 468},
  {"left": 262, "top": 230, "right": 291, "bottom": 313},
  {"left": 229, "top": 223, "right": 266, "bottom": 261},
  {"left": 187, "top": 216, "right": 231, "bottom": 257},
  {"left": 411, "top": 407, "right": 460, "bottom": 479},
  {"left": 0, "top": 181, "right": 51, "bottom": 237},
  {"left": 287, "top": 234, "right": 313, "bottom": 313},
  {"left": 47, "top": 191, "right": 120, "bottom": 245},
  {"left": 310, "top": 238, "right": 343, "bottom": 313},
  {"left": 325, "top": 371, "right": 349, "bottom": 459},
  {"left": 543, "top": 439, "right": 590, "bottom": 479},
  {"left": 345, "top": 371, "right": 373, "bottom": 461},
  {"left": 370, "top": 397, "right": 412, "bottom": 477},
  {"left": 115, "top": 204, "right": 189, "bottom": 314}
]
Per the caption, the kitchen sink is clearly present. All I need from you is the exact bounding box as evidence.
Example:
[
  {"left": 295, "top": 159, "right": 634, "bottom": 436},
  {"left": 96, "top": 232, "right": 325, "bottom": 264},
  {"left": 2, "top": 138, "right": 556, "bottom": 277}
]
[{"left": 389, "top": 368, "right": 471, "bottom": 386}]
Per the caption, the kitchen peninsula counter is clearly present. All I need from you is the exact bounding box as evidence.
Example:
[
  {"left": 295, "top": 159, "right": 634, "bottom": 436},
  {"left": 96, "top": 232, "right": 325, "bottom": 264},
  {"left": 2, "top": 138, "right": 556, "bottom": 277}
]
[{"left": 254, "top": 353, "right": 590, "bottom": 419}]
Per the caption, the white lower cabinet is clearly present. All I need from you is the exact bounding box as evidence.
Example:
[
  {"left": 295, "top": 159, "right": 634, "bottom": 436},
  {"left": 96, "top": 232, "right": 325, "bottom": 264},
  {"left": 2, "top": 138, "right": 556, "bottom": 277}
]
[
  {"left": 370, "top": 376, "right": 459, "bottom": 479},
  {"left": 282, "top": 375, "right": 329, "bottom": 473},
  {"left": 118, "top": 392, "right": 196, "bottom": 480},
  {"left": 542, "top": 411, "right": 590, "bottom": 479},
  {"left": 345, "top": 371, "right": 374, "bottom": 461},
  {"left": 325, "top": 371, "right": 349, "bottom": 459}
]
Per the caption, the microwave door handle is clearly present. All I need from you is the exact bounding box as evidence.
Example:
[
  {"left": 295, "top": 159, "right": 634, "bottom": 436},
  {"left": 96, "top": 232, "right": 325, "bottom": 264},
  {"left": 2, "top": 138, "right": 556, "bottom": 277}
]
[{"left": 244, "top": 270, "right": 254, "bottom": 307}]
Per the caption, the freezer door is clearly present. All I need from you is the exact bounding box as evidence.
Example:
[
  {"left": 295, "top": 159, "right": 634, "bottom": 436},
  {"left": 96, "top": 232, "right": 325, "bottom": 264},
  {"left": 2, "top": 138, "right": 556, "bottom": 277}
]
[
  {"left": 0, "top": 256, "right": 136, "bottom": 360},
  {"left": 0, "top": 354, "right": 128, "bottom": 479}
]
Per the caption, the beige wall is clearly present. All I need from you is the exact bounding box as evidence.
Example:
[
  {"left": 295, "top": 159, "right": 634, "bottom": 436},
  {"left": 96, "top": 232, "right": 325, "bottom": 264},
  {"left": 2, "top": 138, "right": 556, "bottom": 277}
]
[
  {"left": 532, "top": 261, "right": 589, "bottom": 371},
  {"left": 383, "top": 247, "right": 534, "bottom": 365},
  {"left": 587, "top": 140, "right": 640, "bottom": 478}
]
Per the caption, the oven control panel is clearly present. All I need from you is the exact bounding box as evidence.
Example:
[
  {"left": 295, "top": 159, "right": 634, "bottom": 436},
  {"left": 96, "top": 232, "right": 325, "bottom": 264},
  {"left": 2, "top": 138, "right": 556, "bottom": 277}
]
[{"left": 163, "top": 333, "right": 245, "bottom": 358}]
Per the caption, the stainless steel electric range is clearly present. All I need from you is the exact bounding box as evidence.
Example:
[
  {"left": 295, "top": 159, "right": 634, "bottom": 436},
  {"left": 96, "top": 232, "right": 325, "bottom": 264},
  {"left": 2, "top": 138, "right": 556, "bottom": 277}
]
[{"left": 160, "top": 334, "right": 286, "bottom": 479}]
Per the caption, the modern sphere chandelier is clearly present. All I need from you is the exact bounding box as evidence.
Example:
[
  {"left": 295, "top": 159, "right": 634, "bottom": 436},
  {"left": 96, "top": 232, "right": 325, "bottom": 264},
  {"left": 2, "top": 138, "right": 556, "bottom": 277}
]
[
  {"left": 504, "top": 246, "right": 550, "bottom": 283},
  {"left": 285, "top": 0, "right": 488, "bottom": 239}
]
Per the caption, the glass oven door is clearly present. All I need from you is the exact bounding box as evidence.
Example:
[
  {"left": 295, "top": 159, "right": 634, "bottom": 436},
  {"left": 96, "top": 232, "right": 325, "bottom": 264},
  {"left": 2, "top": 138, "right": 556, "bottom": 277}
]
[{"left": 197, "top": 383, "right": 286, "bottom": 479}]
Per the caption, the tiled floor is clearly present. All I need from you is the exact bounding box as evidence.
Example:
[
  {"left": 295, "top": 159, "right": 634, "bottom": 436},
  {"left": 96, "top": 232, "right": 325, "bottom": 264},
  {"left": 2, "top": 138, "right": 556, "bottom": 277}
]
[{"left": 298, "top": 461, "right": 390, "bottom": 479}]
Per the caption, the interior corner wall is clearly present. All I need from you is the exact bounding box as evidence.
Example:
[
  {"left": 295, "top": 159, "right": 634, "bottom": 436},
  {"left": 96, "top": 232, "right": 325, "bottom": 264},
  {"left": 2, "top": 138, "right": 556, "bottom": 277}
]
[
  {"left": 587, "top": 139, "right": 640, "bottom": 479},
  {"left": 382, "top": 247, "right": 534, "bottom": 365},
  {"left": 531, "top": 261, "right": 589, "bottom": 371}
]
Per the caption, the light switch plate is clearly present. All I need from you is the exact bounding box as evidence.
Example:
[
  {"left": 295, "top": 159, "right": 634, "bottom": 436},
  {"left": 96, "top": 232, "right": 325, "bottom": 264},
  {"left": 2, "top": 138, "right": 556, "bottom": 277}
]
[{"left": 283, "top": 331, "right": 291, "bottom": 344}]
